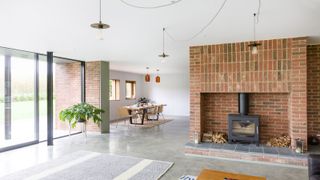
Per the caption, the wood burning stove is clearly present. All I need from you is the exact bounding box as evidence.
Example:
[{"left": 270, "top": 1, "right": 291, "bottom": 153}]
[
  {"left": 228, "top": 93, "right": 260, "bottom": 146},
  {"left": 228, "top": 114, "right": 260, "bottom": 145}
]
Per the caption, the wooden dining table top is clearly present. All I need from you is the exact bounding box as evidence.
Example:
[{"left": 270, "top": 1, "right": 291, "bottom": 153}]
[{"left": 124, "top": 104, "right": 166, "bottom": 110}]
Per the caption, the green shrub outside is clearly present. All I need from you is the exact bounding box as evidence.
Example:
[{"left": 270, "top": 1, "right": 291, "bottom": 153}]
[{"left": 0, "top": 94, "right": 53, "bottom": 103}]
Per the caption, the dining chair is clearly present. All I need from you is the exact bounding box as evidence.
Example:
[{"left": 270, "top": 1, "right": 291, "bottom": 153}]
[
  {"left": 117, "top": 107, "right": 135, "bottom": 128},
  {"left": 158, "top": 105, "right": 165, "bottom": 120},
  {"left": 147, "top": 106, "right": 160, "bottom": 121}
]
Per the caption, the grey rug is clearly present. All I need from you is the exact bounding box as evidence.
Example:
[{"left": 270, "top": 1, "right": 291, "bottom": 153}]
[{"left": 1, "top": 151, "right": 174, "bottom": 180}]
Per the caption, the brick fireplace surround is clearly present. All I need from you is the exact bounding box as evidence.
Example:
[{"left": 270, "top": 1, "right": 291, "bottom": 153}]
[{"left": 188, "top": 37, "right": 320, "bottom": 165}]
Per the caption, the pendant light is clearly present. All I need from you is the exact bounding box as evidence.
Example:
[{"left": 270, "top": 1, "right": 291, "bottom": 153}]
[
  {"left": 145, "top": 67, "right": 150, "bottom": 82},
  {"left": 158, "top": 28, "right": 169, "bottom": 59},
  {"left": 155, "top": 69, "right": 160, "bottom": 83},
  {"left": 90, "top": 0, "right": 110, "bottom": 40},
  {"left": 248, "top": 13, "right": 261, "bottom": 54}
]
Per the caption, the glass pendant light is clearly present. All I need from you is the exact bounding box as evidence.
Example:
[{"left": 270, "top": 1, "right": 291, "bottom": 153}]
[
  {"left": 248, "top": 13, "right": 261, "bottom": 54},
  {"left": 251, "top": 46, "right": 258, "bottom": 54},
  {"left": 90, "top": 0, "right": 110, "bottom": 40}
]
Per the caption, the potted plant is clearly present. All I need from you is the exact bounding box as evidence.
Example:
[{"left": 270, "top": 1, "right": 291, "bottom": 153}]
[
  {"left": 138, "top": 97, "right": 149, "bottom": 106},
  {"left": 59, "top": 103, "right": 104, "bottom": 132}
]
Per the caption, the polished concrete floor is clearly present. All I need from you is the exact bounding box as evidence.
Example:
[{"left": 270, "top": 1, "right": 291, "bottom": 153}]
[{"left": 0, "top": 117, "right": 308, "bottom": 180}]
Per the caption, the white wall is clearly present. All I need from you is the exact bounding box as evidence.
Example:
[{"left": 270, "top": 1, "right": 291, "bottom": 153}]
[
  {"left": 109, "top": 70, "right": 143, "bottom": 120},
  {"left": 143, "top": 73, "right": 190, "bottom": 117}
]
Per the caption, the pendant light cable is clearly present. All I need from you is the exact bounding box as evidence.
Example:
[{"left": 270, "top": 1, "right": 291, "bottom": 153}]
[
  {"left": 119, "top": 0, "right": 184, "bottom": 9},
  {"left": 165, "top": 0, "right": 227, "bottom": 42},
  {"left": 159, "top": 28, "right": 169, "bottom": 58},
  {"left": 119, "top": 0, "right": 227, "bottom": 42},
  {"left": 253, "top": 13, "right": 256, "bottom": 41},
  {"left": 256, "top": 0, "right": 261, "bottom": 24},
  {"left": 99, "top": 0, "right": 102, "bottom": 22},
  {"left": 253, "top": 0, "right": 262, "bottom": 42},
  {"left": 162, "top": 28, "right": 165, "bottom": 53},
  {"left": 119, "top": 0, "right": 259, "bottom": 42}
]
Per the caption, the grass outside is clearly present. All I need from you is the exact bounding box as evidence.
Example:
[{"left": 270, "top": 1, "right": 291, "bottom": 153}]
[{"left": 0, "top": 100, "right": 55, "bottom": 122}]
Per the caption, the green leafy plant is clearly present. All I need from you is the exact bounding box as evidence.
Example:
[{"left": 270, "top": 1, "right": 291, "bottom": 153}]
[
  {"left": 138, "top": 97, "right": 149, "bottom": 104},
  {"left": 59, "top": 103, "right": 104, "bottom": 128}
]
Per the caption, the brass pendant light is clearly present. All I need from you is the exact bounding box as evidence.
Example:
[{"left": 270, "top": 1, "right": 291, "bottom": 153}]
[
  {"left": 90, "top": 0, "right": 110, "bottom": 40},
  {"left": 248, "top": 13, "right": 261, "bottom": 54},
  {"left": 158, "top": 28, "right": 169, "bottom": 58}
]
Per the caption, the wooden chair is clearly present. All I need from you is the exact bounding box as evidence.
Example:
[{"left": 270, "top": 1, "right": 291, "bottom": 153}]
[
  {"left": 147, "top": 106, "right": 159, "bottom": 121},
  {"left": 117, "top": 107, "right": 134, "bottom": 128},
  {"left": 158, "top": 105, "right": 165, "bottom": 120}
]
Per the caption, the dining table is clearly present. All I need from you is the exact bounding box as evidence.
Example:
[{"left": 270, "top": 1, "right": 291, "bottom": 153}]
[{"left": 124, "top": 104, "right": 165, "bottom": 125}]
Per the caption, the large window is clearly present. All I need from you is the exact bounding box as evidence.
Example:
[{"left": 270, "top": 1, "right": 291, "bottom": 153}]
[
  {"left": 0, "top": 47, "right": 84, "bottom": 152},
  {"left": 11, "top": 56, "right": 36, "bottom": 145},
  {"left": 0, "top": 52, "right": 37, "bottom": 149},
  {"left": 38, "top": 57, "right": 47, "bottom": 141},
  {"left": 109, "top": 80, "right": 120, "bottom": 100},
  {"left": 125, "top": 81, "right": 136, "bottom": 100},
  {"left": 0, "top": 56, "right": 4, "bottom": 146}
]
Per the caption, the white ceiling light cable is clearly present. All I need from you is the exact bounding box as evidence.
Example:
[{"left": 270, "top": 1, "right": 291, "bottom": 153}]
[
  {"left": 119, "top": 0, "right": 258, "bottom": 42},
  {"left": 119, "top": 0, "right": 227, "bottom": 42},
  {"left": 256, "top": 0, "right": 261, "bottom": 23},
  {"left": 119, "top": 0, "right": 184, "bottom": 9},
  {"left": 165, "top": 0, "right": 228, "bottom": 42}
]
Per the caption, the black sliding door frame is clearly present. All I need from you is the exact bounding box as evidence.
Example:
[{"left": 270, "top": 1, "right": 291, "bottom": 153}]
[
  {"left": 34, "top": 53, "right": 39, "bottom": 141},
  {"left": 47, "top": 52, "right": 53, "bottom": 146},
  {"left": 81, "top": 61, "right": 86, "bottom": 103},
  {"left": 0, "top": 47, "right": 86, "bottom": 153}
]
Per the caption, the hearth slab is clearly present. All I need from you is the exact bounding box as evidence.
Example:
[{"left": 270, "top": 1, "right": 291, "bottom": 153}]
[
  {"left": 263, "top": 147, "right": 279, "bottom": 155},
  {"left": 185, "top": 142, "right": 213, "bottom": 150},
  {"left": 249, "top": 146, "right": 263, "bottom": 154},
  {"left": 277, "top": 147, "right": 296, "bottom": 157},
  {"left": 295, "top": 153, "right": 308, "bottom": 158},
  {"left": 199, "top": 142, "right": 212, "bottom": 149},
  {"left": 235, "top": 144, "right": 250, "bottom": 152},
  {"left": 185, "top": 142, "right": 308, "bottom": 166},
  {"left": 222, "top": 144, "right": 236, "bottom": 151},
  {"left": 211, "top": 143, "right": 224, "bottom": 149}
]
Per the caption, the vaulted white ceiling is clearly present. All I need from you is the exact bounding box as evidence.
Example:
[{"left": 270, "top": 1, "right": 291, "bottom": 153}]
[{"left": 0, "top": 0, "right": 319, "bottom": 74}]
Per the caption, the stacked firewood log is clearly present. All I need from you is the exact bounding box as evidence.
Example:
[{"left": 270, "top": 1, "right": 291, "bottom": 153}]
[
  {"left": 202, "top": 132, "right": 213, "bottom": 143},
  {"left": 266, "top": 135, "right": 291, "bottom": 147},
  {"left": 202, "top": 132, "right": 227, "bottom": 144},
  {"left": 212, "top": 132, "right": 227, "bottom": 144}
]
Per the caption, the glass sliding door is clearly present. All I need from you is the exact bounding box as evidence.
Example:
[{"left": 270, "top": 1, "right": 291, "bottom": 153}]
[
  {"left": 0, "top": 46, "right": 85, "bottom": 151},
  {"left": 10, "top": 56, "right": 36, "bottom": 145},
  {"left": 0, "top": 55, "right": 4, "bottom": 147},
  {"left": 0, "top": 49, "right": 38, "bottom": 149},
  {"left": 39, "top": 56, "right": 47, "bottom": 141}
]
